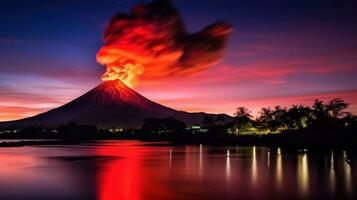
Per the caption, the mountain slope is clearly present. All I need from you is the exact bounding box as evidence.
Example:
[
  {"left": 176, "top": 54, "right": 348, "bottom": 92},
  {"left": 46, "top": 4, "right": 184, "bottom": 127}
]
[{"left": 0, "top": 80, "right": 232, "bottom": 128}]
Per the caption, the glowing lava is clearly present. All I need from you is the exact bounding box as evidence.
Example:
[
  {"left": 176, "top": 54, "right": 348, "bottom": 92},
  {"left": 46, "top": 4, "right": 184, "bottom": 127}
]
[{"left": 101, "top": 60, "right": 144, "bottom": 88}]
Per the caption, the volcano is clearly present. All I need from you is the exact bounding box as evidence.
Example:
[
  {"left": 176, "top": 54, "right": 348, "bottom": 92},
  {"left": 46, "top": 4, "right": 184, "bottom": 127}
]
[{"left": 0, "top": 80, "right": 231, "bottom": 129}]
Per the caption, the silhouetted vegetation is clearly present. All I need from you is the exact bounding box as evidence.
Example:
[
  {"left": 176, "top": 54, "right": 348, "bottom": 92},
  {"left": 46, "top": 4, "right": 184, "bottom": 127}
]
[
  {"left": 141, "top": 117, "right": 186, "bottom": 134},
  {"left": 57, "top": 122, "right": 98, "bottom": 140},
  {"left": 0, "top": 98, "right": 356, "bottom": 148}
]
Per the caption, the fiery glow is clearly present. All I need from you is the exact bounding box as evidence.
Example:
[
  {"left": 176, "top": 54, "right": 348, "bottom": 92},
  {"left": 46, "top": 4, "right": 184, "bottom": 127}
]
[
  {"left": 101, "top": 60, "right": 144, "bottom": 87},
  {"left": 96, "top": 0, "right": 232, "bottom": 88}
]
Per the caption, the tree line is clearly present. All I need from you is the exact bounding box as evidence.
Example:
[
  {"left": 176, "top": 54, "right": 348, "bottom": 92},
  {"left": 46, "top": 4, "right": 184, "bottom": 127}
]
[
  {"left": 0, "top": 98, "right": 355, "bottom": 146},
  {"left": 231, "top": 98, "right": 355, "bottom": 134}
]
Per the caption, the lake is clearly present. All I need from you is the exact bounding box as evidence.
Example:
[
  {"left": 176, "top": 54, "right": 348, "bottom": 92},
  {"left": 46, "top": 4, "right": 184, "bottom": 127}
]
[{"left": 0, "top": 140, "right": 355, "bottom": 200}]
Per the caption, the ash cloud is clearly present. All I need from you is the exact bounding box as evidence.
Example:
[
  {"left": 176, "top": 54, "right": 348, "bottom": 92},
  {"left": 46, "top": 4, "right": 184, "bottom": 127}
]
[{"left": 97, "top": 0, "right": 233, "bottom": 82}]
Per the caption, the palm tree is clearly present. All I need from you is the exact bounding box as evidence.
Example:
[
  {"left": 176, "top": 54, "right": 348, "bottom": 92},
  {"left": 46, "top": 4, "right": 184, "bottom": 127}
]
[
  {"left": 259, "top": 107, "right": 273, "bottom": 121},
  {"left": 312, "top": 99, "right": 327, "bottom": 118},
  {"left": 273, "top": 105, "right": 288, "bottom": 131},
  {"left": 234, "top": 107, "right": 252, "bottom": 134},
  {"left": 258, "top": 107, "right": 274, "bottom": 129},
  {"left": 286, "top": 104, "right": 311, "bottom": 130},
  {"left": 286, "top": 105, "right": 299, "bottom": 130},
  {"left": 297, "top": 105, "right": 312, "bottom": 128},
  {"left": 326, "top": 98, "right": 349, "bottom": 118},
  {"left": 234, "top": 106, "right": 252, "bottom": 120}
]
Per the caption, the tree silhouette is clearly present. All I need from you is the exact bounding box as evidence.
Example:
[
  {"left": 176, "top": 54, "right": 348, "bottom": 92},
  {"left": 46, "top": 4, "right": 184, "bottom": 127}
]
[
  {"left": 142, "top": 117, "right": 186, "bottom": 134},
  {"left": 341, "top": 112, "right": 357, "bottom": 129},
  {"left": 234, "top": 106, "right": 252, "bottom": 119},
  {"left": 312, "top": 99, "right": 327, "bottom": 118},
  {"left": 258, "top": 107, "right": 274, "bottom": 129},
  {"left": 272, "top": 105, "right": 287, "bottom": 131},
  {"left": 234, "top": 107, "right": 253, "bottom": 133},
  {"left": 326, "top": 98, "right": 349, "bottom": 118},
  {"left": 286, "top": 104, "right": 311, "bottom": 130}
]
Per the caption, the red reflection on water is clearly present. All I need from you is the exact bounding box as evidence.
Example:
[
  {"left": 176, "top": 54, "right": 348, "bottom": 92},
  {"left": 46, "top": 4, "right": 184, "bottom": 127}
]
[
  {"left": 93, "top": 142, "right": 357, "bottom": 200},
  {"left": 95, "top": 141, "right": 173, "bottom": 200},
  {"left": 96, "top": 143, "right": 142, "bottom": 200}
]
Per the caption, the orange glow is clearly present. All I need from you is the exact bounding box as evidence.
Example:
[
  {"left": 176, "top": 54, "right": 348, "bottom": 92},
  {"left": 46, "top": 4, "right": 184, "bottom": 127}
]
[
  {"left": 0, "top": 106, "right": 50, "bottom": 121},
  {"left": 96, "top": 0, "right": 231, "bottom": 88},
  {"left": 100, "top": 60, "right": 144, "bottom": 88}
]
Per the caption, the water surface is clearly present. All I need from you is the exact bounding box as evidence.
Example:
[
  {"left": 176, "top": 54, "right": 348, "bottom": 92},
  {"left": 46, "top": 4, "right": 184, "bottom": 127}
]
[{"left": 0, "top": 140, "right": 355, "bottom": 200}]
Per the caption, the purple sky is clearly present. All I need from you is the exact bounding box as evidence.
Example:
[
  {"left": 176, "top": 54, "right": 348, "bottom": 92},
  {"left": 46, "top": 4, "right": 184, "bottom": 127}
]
[{"left": 0, "top": 0, "right": 356, "bottom": 121}]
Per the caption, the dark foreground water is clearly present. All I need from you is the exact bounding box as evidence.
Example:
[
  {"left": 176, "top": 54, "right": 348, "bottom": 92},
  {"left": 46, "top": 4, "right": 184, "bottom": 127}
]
[{"left": 0, "top": 141, "right": 356, "bottom": 200}]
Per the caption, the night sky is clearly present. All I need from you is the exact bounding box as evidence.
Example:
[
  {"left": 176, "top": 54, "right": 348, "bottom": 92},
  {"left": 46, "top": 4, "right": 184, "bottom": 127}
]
[{"left": 1, "top": 0, "right": 357, "bottom": 121}]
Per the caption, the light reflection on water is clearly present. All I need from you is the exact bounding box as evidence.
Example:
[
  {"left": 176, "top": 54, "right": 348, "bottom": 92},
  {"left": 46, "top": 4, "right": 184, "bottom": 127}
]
[
  {"left": 297, "top": 153, "right": 309, "bottom": 196},
  {"left": 329, "top": 151, "right": 335, "bottom": 195},
  {"left": 0, "top": 141, "right": 356, "bottom": 200},
  {"left": 226, "top": 149, "right": 231, "bottom": 180},
  {"left": 251, "top": 146, "right": 257, "bottom": 186},
  {"left": 344, "top": 151, "right": 352, "bottom": 197},
  {"left": 276, "top": 147, "right": 283, "bottom": 189},
  {"left": 199, "top": 144, "right": 203, "bottom": 175}
]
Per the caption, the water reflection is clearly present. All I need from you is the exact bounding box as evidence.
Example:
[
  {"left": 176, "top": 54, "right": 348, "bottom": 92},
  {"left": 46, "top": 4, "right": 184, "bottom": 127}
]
[
  {"left": 0, "top": 142, "right": 356, "bottom": 200},
  {"left": 276, "top": 147, "right": 283, "bottom": 189},
  {"left": 343, "top": 151, "right": 352, "bottom": 197},
  {"left": 297, "top": 153, "right": 309, "bottom": 196},
  {"left": 226, "top": 149, "right": 231, "bottom": 180},
  {"left": 251, "top": 146, "right": 257, "bottom": 186},
  {"left": 97, "top": 144, "right": 143, "bottom": 200},
  {"left": 329, "top": 151, "right": 335, "bottom": 195},
  {"left": 169, "top": 148, "right": 172, "bottom": 168},
  {"left": 267, "top": 150, "right": 270, "bottom": 168},
  {"left": 199, "top": 144, "right": 203, "bottom": 174}
]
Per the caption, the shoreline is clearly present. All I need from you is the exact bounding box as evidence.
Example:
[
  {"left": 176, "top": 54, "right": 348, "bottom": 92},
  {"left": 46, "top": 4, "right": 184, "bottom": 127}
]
[{"left": 1, "top": 137, "right": 356, "bottom": 153}]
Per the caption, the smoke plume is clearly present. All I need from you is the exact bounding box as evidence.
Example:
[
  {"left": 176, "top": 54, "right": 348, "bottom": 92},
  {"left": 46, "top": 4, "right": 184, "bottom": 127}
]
[{"left": 96, "top": 0, "right": 232, "bottom": 87}]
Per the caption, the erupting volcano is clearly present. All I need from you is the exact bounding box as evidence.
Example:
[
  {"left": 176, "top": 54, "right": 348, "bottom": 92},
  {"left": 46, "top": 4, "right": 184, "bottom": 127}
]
[
  {"left": 0, "top": 0, "right": 233, "bottom": 129},
  {"left": 0, "top": 80, "right": 231, "bottom": 128}
]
